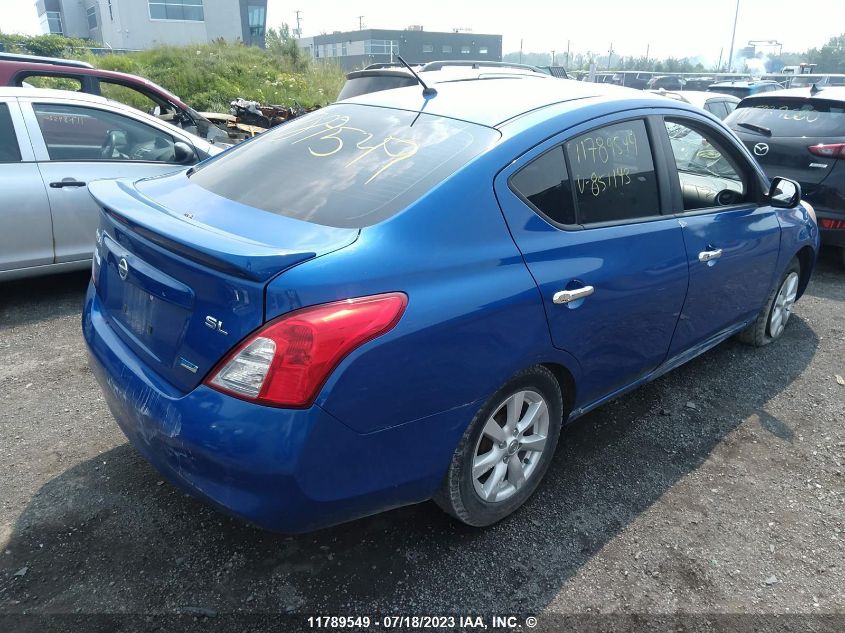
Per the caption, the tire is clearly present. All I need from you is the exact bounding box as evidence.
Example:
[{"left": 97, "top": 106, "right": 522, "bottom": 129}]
[
  {"left": 736, "top": 258, "right": 801, "bottom": 347},
  {"left": 434, "top": 366, "right": 563, "bottom": 527}
]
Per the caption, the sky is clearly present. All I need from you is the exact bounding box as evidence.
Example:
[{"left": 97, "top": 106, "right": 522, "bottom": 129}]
[{"left": 3, "top": 0, "right": 845, "bottom": 62}]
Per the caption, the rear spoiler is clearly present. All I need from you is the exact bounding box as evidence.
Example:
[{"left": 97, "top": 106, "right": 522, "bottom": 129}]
[{"left": 88, "top": 178, "right": 340, "bottom": 282}]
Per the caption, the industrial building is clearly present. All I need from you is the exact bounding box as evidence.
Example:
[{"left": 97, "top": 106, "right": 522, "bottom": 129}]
[
  {"left": 36, "top": 0, "right": 267, "bottom": 49},
  {"left": 297, "top": 27, "right": 502, "bottom": 71}
]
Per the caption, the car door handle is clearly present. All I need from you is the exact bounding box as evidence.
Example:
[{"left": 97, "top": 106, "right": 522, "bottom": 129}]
[
  {"left": 553, "top": 286, "right": 595, "bottom": 304},
  {"left": 49, "top": 179, "right": 87, "bottom": 188},
  {"left": 698, "top": 248, "right": 723, "bottom": 262}
]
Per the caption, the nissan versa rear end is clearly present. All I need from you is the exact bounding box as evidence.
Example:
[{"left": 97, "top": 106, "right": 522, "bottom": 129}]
[{"left": 84, "top": 78, "right": 818, "bottom": 532}]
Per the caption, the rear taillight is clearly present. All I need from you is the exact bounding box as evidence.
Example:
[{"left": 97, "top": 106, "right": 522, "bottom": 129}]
[
  {"left": 808, "top": 143, "right": 845, "bottom": 159},
  {"left": 205, "top": 293, "right": 407, "bottom": 407},
  {"left": 819, "top": 217, "right": 845, "bottom": 230}
]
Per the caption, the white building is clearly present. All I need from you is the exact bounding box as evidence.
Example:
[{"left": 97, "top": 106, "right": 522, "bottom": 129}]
[{"left": 36, "top": 0, "right": 268, "bottom": 49}]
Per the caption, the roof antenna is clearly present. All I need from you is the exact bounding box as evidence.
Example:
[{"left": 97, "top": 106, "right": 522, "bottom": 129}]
[{"left": 396, "top": 55, "right": 437, "bottom": 98}]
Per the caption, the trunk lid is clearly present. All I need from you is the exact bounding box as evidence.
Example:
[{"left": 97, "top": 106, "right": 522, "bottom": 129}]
[
  {"left": 735, "top": 133, "right": 840, "bottom": 187},
  {"left": 88, "top": 172, "right": 359, "bottom": 393}
]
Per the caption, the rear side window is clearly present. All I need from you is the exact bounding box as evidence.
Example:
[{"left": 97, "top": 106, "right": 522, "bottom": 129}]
[
  {"left": 189, "top": 105, "right": 500, "bottom": 228},
  {"left": 18, "top": 74, "right": 83, "bottom": 92},
  {"left": 705, "top": 101, "right": 728, "bottom": 119},
  {"left": 0, "top": 103, "right": 22, "bottom": 162},
  {"left": 565, "top": 119, "right": 660, "bottom": 224},
  {"left": 726, "top": 97, "right": 845, "bottom": 137},
  {"left": 509, "top": 146, "right": 575, "bottom": 225}
]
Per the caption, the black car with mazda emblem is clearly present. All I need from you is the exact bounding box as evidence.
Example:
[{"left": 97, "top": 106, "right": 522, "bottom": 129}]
[{"left": 725, "top": 87, "right": 845, "bottom": 266}]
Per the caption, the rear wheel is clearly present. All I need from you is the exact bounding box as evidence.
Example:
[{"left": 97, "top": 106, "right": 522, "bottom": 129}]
[
  {"left": 434, "top": 366, "right": 563, "bottom": 527},
  {"left": 736, "top": 258, "right": 800, "bottom": 347}
]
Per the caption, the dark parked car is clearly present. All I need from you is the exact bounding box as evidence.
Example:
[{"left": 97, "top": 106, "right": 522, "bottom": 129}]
[
  {"left": 0, "top": 53, "right": 230, "bottom": 144},
  {"left": 707, "top": 80, "right": 782, "bottom": 99},
  {"left": 338, "top": 60, "right": 548, "bottom": 100},
  {"left": 683, "top": 77, "right": 717, "bottom": 91},
  {"left": 787, "top": 74, "right": 845, "bottom": 88},
  {"left": 83, "top": 77, "right": 817, "bottom": 532},
  {"left": 726, "top": 87, "right": 845, "bottom": 265},
  {"left": 647, "top": 75, "right": 686, "bottom": 90}
]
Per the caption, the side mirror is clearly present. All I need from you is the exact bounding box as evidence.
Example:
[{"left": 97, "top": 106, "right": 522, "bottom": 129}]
[
  {"left": 173, "top": 141, "right": 197, "bottom": 165},
  {"left": 769, "top": 177, "right": 801, "bottom": 209}
]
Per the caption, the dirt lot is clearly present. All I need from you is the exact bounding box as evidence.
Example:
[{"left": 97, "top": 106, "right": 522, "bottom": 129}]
[{"left": 1, "top": 250, "right": 844, "bottom": 631}]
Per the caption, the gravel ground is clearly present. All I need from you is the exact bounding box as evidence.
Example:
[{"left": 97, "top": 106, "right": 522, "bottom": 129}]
[{"left": 1, "top": 249, "right": 843, "bottom": 631}]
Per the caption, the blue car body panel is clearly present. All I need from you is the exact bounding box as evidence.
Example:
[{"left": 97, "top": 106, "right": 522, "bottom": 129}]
[{"left": 83, "top": 79, "right": 820, "bottom": 532}]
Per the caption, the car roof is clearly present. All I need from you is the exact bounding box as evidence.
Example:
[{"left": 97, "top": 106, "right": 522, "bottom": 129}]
[
  {"left": 740, "top": 86, "right": 845, "bottom": 102},
  {"left": 710, "top": 80, "right": 778, "bottom": 87},
  {"left": 343, "top": 76, "right": 689, "bottom": 128},
  {"left": 0, "top": 59, "right": 187, "bottom": 106},
  {"left": 0, "top": 52, "right": 93, "bottom": 68},
  {"left": 347, "top": 63, "right": 547, "bottom": 83},
  {"left": 0, "top": 86, "right": 110, "bottom": 103}
]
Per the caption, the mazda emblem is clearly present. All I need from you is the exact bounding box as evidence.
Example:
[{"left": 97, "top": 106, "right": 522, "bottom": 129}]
[
  {"left": 753, "top": 142, "right": 770, "bottom": 156},
  {"left": 118, "top": 257, "right": 129, "bottom": 281}
]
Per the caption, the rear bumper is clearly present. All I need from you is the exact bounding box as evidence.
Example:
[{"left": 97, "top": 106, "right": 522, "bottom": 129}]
[
  {"left": 82, "top": 284, "right": 475, "bottom": 532},
  {"left": 803, "top": 186, "right": 845, "bottom": 247},
  {"left": 816, "top": 210, "right": 845, "bottom": 247}
]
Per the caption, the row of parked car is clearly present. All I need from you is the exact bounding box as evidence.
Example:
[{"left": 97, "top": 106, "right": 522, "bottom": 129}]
[
  {"left": 0, "top": 51, "right": 831, "bottom": 533},
  {"left": 0, "top": 55, "right": 843, "bottom": 282}
]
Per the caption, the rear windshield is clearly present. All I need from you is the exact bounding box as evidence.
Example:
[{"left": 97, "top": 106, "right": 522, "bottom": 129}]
[
  {"left": 726, "top": 97, "right": 845, "bottom": 137},
  {"left": 189, "top": 104, "right": 499, "bottom": 228},
  {"left": 337, "top": 75, "right": 418, "bottom": 100},
  {"left": 710, "top": 86, "right": 750, "bottom": 98}
]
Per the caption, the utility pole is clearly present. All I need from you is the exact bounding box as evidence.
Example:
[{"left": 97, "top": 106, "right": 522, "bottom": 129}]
[
  {"left": 551, "top": 50, "right": 555, "bottom": 66},
  {"left": 357, "top": 15, "right": 364, "bottom": 31},
  {"left": 717, "top": 47, "right": 724, "bottom": 72},
  {"left": 727, "top": 0, "right": 740, "bottom": 72},
  {"left": 566, "top": 40, "right": 570, "bottom": 67},
  {"left": 519, "top": 38, "right": 523, "bottom": 64},
  {"left": 607, "top": 43, "right": 613, "bottom": 70},
  {"left": 294, "top": 9, "right": 302, "bottom": 38},
  {"left": 645, "top": 43, "right": 650, "bottom": 62}
]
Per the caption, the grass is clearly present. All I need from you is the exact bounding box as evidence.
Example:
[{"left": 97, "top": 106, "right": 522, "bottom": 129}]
[{"left": 2, "top": 35, "right": 346, "bottom": 112}]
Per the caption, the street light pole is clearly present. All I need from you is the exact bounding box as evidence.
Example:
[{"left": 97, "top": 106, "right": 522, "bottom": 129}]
[{"left": 727, "top": 0, "right": 740, "bottom": 73}]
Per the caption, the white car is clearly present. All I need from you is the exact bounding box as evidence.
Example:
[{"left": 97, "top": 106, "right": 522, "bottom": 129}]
[
  {"left": 648, "top": 89, "right": 740, "bottom": 120},
  {"left": 0, "top": 87, "right": 223, "bottom": 281}
]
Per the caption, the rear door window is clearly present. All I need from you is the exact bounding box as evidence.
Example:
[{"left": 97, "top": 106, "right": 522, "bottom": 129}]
[
  {"left": 0, "top": 103, "right": 22, "bottom": 162},
  {"left": 726, "top": 97, "right": 845, "bottom": 137},
  {"left": 510, "top": 119, "right": 662, "bottom": 227},
  {"left": 189, "top": 105, "right": 500, "bottom": 228},
  {"left": 565, "top": 119, "right": 661, "bottom": 224}
]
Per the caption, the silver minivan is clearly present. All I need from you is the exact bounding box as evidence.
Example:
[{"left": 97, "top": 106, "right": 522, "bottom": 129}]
[{"left": 0, "top": 87, "right": 222, "bottom": 281}]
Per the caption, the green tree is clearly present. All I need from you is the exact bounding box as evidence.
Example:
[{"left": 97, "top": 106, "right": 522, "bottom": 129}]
[
  {"left": 265, "top": 24, "right": 308, "bottom": 72},
  {"left": 806, "top": 34, "right": 845, "bottom": 73}
]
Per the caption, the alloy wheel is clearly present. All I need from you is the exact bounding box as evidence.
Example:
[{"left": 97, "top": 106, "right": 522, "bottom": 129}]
[
  {"left": 769, "top": 271, "right": 799, "bottom": 339},
  {"left": 471, "top": 390, "right": 550, "bottom": 503}
]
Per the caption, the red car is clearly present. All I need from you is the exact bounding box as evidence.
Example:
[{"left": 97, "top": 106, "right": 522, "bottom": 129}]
[{"left": 0, "top": 52, "right": 231, "bottom": 144}]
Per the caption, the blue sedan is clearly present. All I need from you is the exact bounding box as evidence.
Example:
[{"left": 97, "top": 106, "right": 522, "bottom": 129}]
[{"left": 83, "top": 76, "right": 819, "bottom": 532}]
